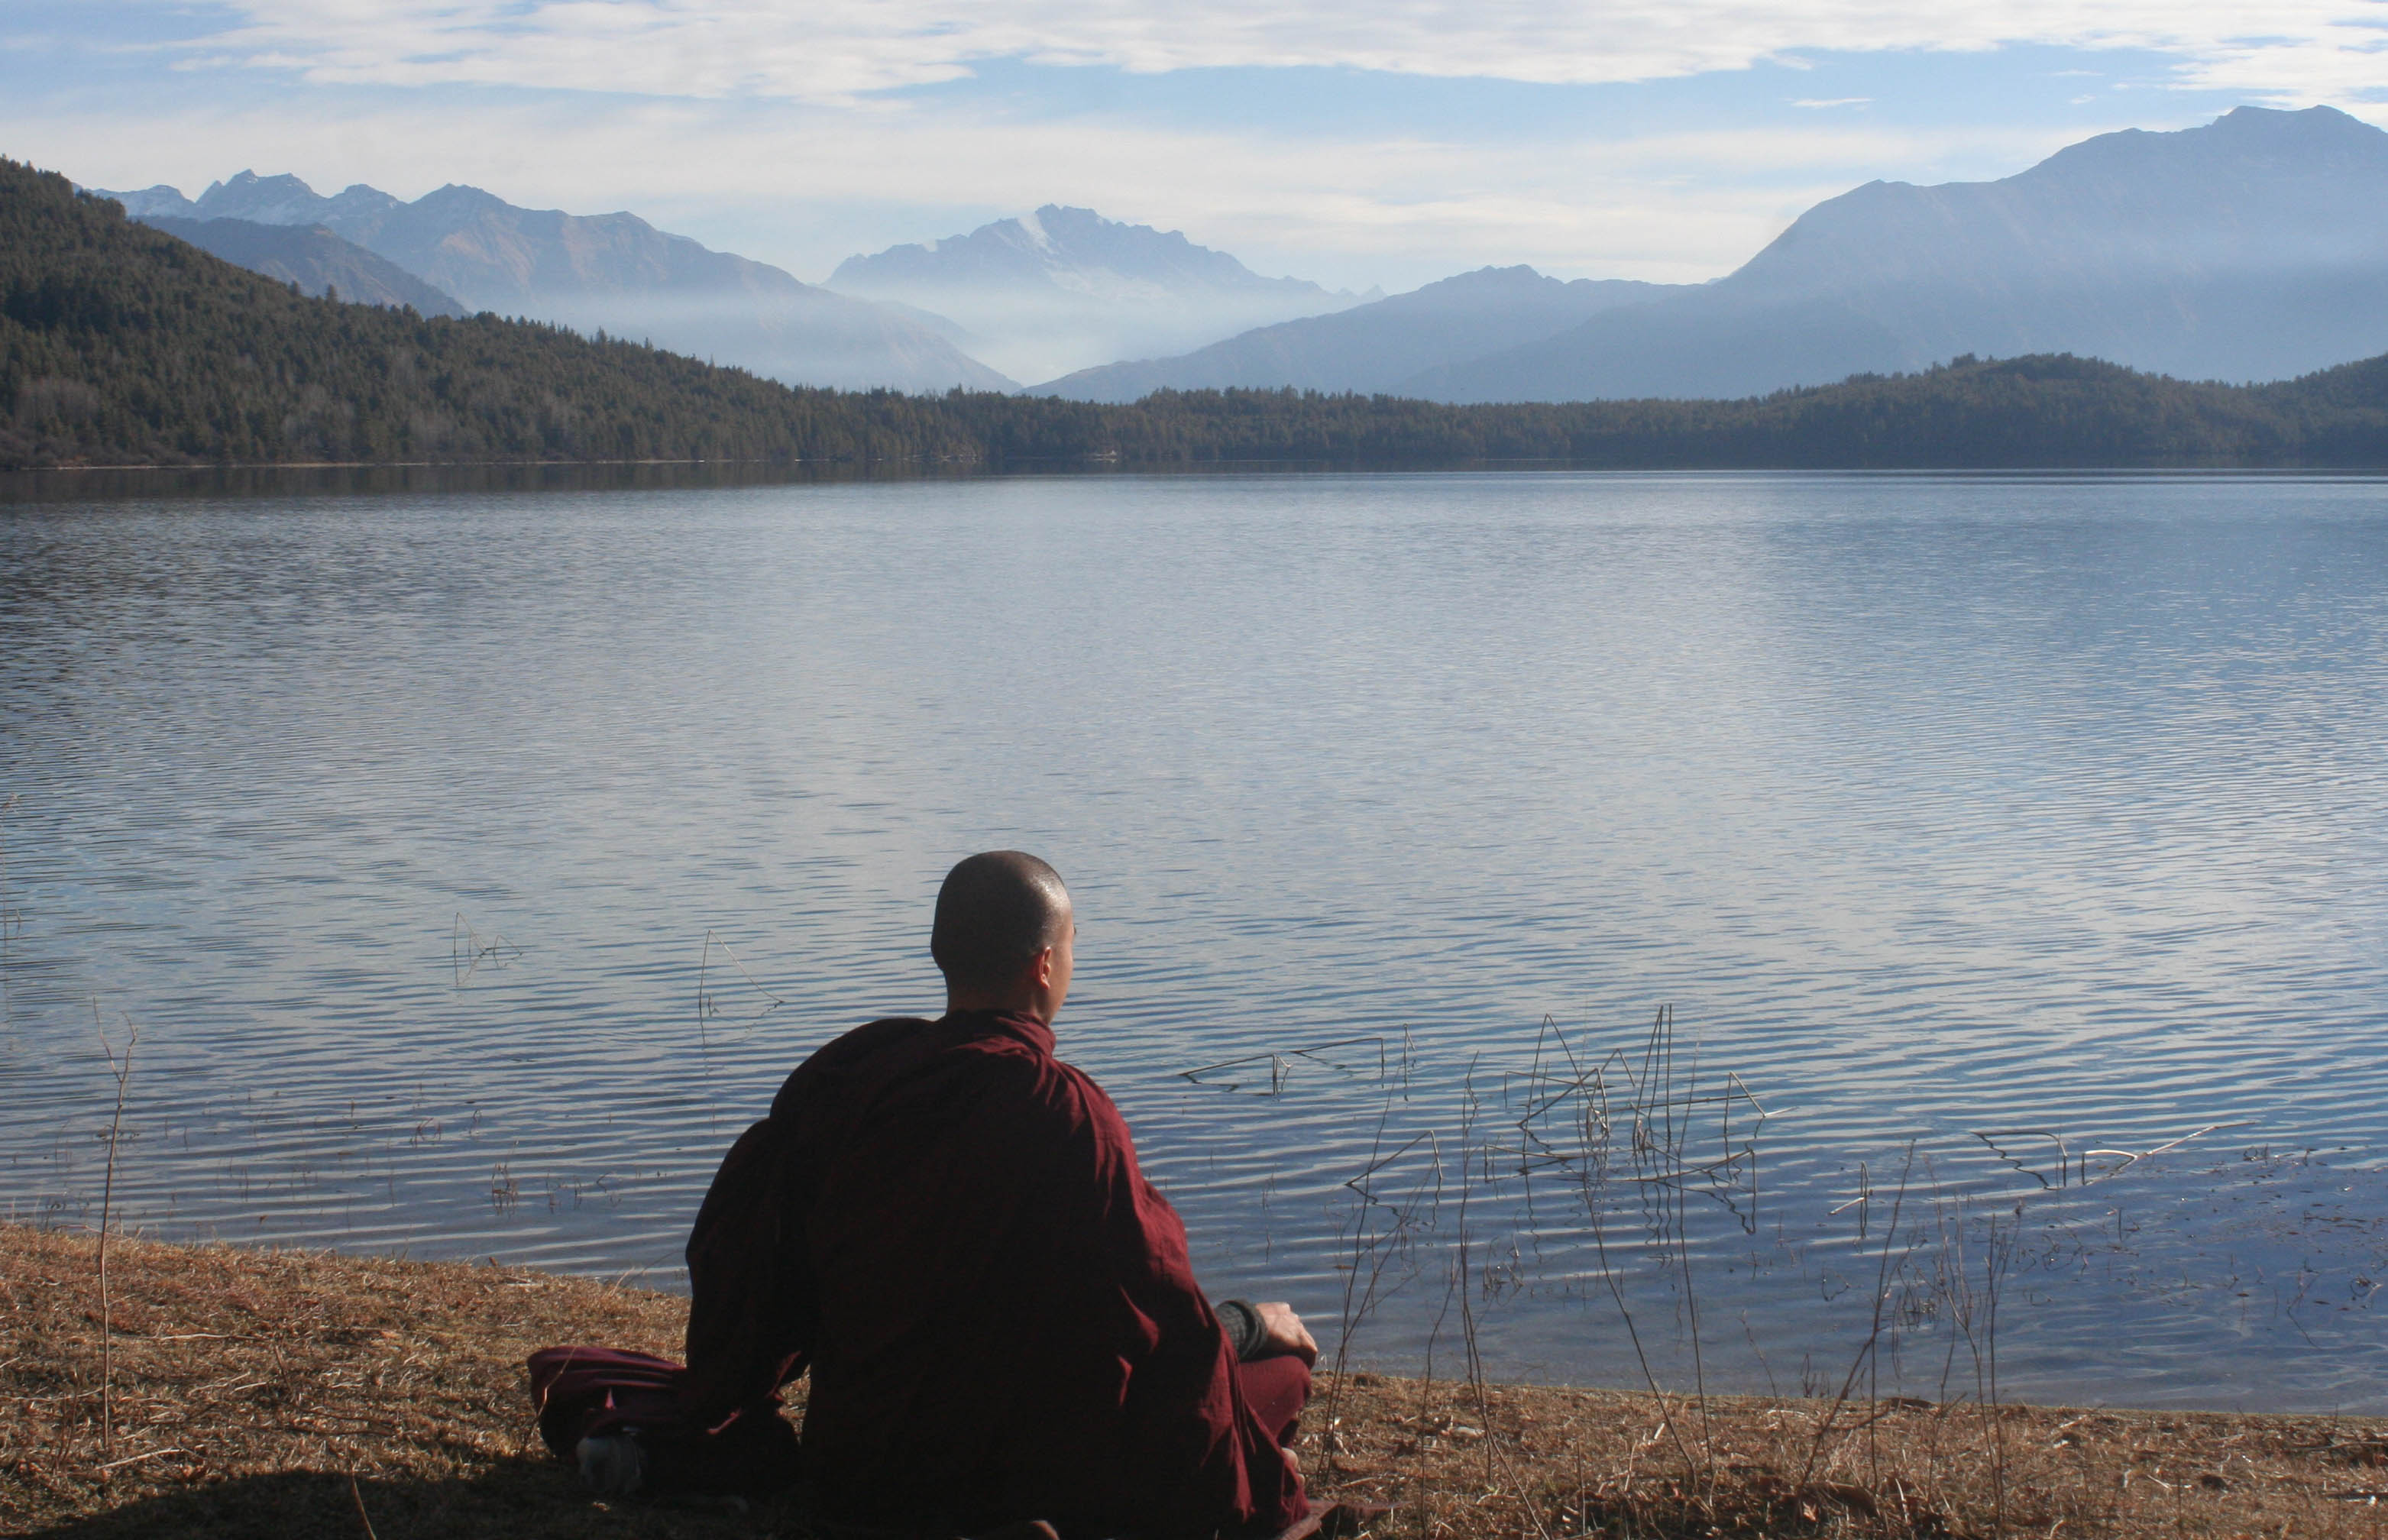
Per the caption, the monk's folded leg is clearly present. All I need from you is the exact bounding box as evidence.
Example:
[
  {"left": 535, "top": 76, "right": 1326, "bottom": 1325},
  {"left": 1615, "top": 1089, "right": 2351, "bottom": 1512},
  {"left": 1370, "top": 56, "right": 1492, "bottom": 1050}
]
[
  {"left": 639, "top": 1402, "right": 802, "bottom": 1498},
  {"left": 1237, "top": 1351, "right": 1312, "bottom": 1452}
]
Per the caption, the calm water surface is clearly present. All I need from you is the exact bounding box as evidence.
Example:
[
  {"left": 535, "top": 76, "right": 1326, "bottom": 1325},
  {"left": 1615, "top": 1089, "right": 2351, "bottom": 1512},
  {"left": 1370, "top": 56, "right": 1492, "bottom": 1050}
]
[{"left": 3, "top": 471, "right": 2384, "bottom": 1410}]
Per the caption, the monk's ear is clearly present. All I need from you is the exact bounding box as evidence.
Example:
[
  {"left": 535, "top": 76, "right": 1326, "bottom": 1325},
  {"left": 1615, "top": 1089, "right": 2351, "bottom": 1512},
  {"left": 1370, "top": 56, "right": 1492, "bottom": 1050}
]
[{"left": 1027, "top": 945, "right": 1056, "bottom": 988}]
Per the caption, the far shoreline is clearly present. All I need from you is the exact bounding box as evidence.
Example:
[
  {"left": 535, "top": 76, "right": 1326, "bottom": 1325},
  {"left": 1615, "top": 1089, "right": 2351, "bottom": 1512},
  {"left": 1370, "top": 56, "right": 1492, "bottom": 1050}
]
[{"left": 7, "top": 460, "right": 2387, "bottom": 512}]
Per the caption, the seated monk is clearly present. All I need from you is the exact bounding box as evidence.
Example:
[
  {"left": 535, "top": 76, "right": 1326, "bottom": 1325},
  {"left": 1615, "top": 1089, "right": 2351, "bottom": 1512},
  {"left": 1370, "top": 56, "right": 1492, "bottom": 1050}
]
[{"left": 532, "top": 851, "right": 1318, "bottom": 1538}]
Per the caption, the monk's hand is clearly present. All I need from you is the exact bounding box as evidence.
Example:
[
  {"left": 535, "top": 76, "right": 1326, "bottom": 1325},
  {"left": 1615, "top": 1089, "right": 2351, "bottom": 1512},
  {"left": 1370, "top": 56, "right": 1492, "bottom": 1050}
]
[{"left": 1254, "top": 1301, "right": 1318, "bottom": 1366}]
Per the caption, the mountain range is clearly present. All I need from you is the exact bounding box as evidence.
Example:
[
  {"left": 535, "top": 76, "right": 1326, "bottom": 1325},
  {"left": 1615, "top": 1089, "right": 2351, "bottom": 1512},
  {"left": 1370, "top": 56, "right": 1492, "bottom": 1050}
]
[
  {"left": 1422, "top": 104, "right": 2388, "bottom": 402},
  {"left": 1037, "top": 105, "right": 2388, "bottom": 403},
  {"left": 98, "top": 174, "right": 1014, "bottom": 393},
  {"left": 1031, "top": 266, "right": 1681, "bottom": 400},
  {"left": 17, "top": 146, "right": 2388, "bottom": 474},
  {"left": 78, "top": 104, "right": 2388, "bottom": 406},
  {"left": 828, "top": 205, "right": 1372, "bottom": 383},
  {"left": 140, "top": 216, "right": 468, "bottom": 317},
  {"left": 15, "top": 150, "right": 2388, "bottom": 474}
]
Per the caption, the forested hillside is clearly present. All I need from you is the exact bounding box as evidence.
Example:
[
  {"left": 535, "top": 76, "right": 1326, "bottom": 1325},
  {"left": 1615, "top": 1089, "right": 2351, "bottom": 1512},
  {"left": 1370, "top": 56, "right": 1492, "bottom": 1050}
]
[
  {"left": 6, "top": 157, "right": 2388, "bottom": 471},
  {"left": 0, "top": 159, "right": 985, "bottom": 467},
  {"left": 968, "top": 352, "right": 2388, "bottom": 467}
]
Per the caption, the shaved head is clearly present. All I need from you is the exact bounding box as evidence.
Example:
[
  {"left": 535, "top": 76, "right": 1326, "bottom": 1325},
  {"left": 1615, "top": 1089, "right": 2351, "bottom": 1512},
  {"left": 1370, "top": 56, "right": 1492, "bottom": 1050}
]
[{"left": 931, "top": 851, "right": 1072, "bottom": 995}]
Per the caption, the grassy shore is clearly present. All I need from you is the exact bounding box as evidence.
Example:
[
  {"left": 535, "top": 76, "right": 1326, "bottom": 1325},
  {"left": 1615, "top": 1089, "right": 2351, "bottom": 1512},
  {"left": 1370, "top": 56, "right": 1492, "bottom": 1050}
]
[{"left": 4, "top": 1223, "right": 2384, "bottom": 1538}]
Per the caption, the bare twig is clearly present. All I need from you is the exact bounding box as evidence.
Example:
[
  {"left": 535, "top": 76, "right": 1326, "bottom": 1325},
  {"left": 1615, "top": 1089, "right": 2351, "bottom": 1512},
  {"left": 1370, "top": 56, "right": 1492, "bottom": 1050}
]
[
  {"left": 1576, "top": 1009, "right": 1705, "bottom": 1493},
  {"left": 1663, "top": 1008, "right": 1717, "bottom": 1480},
  {"left": 1983, "top": 1207, "right": 2017, "bottom": 1538},
  {"left": 450, "top": 913, "right": 522, "bottom": 987},
  {"left": 0, "top": 792, "right": 21, "bottom": 1033},
  {"left": 94, "top": 1008, "right": 138, "bottom": 1460},
  {"left": 349, "top": 1470, "right": 383, "bottom": 1539},
  {"left": 1797, "top": 1140, "right": 1914, "bottom": 1496},
  {"left": 695, "top": 929, "right": 785, "bottom": 1037}
]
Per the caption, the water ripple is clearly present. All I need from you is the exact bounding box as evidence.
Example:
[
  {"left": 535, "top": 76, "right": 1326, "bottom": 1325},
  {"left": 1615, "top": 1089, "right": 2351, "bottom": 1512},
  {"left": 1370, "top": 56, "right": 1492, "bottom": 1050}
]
[{"left": 2, "top": 471, "right": 2384, "bottom": 1410}]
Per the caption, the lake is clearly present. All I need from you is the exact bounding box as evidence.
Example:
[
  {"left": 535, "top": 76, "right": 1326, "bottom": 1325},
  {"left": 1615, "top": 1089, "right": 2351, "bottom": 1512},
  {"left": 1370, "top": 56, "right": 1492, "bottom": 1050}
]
[{"left": 3, "top": 469, "right": 2384, "bottom": 1412}]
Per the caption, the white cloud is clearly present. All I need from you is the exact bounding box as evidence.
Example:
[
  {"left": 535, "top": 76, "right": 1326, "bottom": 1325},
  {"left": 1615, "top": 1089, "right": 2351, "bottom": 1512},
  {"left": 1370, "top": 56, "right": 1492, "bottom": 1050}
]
[
  {"left": 131, "top": 0, "right": 2388, "bottom": 105},
  {"left": 1792, "top": 98, "right": 1872, "bottom": 108},
  {"left": 2170, "top": 31, "right": 2388, "bottom": 106}
]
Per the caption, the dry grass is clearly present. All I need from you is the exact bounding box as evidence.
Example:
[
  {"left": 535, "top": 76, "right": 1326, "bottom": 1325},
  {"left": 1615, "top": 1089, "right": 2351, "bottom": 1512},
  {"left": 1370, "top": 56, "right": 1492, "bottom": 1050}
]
[
  {"left": 6, "top": 1222, "right": 2386, "bottom": 1539},
  {"left": 1, "top": 1222, "right": 691, "bottom": 1538},
  {"left": 1319, "top": 1376, "right": 2388, "bottom": 1539}
]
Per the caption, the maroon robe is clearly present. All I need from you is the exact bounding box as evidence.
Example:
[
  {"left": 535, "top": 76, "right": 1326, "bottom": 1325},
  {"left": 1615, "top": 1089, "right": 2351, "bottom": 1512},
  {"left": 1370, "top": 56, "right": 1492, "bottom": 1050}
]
[{"left": 682, "top": 1008, "right": 1308, "bottom": 1538}]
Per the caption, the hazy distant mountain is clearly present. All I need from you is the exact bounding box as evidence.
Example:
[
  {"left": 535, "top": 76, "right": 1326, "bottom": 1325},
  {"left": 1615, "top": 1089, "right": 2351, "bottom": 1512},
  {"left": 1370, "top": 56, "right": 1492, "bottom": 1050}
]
[
  {"left": 829, "top": 205, "right": 1372, "bottom": 383},
  {"left": 141, "top": 217, "right": 467, "bottom": 317},
  {"left": 98, "top": 172, "right": 1014, "bottom": 393},
  {"left": 100, "top": 185, "right": 202, "bottom": 221},
  {"left": 23, "top": 148, "right": 2388, "bottom": 472},
  {"left": 1416, "top": 105, "right": 2388, "bottom": 403},
  {"left": 1032, "top": 266, "right": 1683, "bottom": 400}
]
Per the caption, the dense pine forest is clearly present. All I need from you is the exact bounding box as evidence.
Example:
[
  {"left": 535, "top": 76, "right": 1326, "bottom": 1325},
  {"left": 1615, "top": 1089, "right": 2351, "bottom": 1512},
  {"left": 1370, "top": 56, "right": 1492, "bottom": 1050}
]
[{"left": 7, "top": 155, "right": 2388, "bottom": 471}]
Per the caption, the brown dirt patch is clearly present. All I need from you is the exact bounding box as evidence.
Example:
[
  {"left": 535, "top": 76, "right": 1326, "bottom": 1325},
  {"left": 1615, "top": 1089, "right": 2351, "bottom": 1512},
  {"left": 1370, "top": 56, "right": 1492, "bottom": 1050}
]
[{"left": 5, "top": 1224, "right": 2384, "bottom": 1538}]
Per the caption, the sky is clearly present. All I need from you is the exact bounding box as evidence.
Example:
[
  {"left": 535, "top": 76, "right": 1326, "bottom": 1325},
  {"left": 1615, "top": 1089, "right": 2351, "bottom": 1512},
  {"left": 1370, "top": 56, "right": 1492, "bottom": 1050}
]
[{"left": 5, "top": 2, "right": 2386, "bottom": 293}]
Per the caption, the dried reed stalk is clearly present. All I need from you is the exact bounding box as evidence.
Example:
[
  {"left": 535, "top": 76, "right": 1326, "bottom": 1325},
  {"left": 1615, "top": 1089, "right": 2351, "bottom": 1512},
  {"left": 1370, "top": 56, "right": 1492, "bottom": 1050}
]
[
  {"left": 93, "top": 1010, "right": 138, "bottom": 1460},
  {"left": 349, "top": 1471, "right": 382, "bottom": 1538}
]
